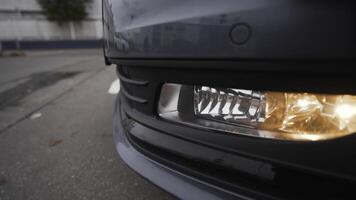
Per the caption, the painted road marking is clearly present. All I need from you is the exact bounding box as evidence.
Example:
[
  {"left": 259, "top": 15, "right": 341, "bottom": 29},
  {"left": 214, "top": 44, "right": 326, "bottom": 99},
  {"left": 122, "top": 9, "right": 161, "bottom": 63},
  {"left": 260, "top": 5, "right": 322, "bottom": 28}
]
[{"left": 108, "top": 79, "right": 120, "bottom": 94}]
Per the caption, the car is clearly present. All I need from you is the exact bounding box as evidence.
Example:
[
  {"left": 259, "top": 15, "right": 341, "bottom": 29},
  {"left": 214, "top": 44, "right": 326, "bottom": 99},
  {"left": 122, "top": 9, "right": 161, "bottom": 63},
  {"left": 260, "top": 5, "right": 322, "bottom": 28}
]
[{"left": 102, "top": 0, "right": 356, "bottom": 199}]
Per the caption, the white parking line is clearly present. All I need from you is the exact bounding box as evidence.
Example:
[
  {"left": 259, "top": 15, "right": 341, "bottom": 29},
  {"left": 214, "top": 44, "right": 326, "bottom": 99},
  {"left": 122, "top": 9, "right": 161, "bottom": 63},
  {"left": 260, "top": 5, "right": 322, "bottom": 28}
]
[{"left": 108, "top": 79, "right": 120, "bottom": 94}]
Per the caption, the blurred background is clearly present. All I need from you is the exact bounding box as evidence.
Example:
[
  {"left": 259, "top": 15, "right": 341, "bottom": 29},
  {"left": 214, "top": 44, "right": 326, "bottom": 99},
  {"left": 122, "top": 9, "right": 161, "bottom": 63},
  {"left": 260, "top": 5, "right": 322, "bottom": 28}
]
[
  {"left": 0, "top": 0, "right": 102, "bottom": 51},
  {"left": 0, "top": 0, "right": 175, "bottom": 199}
]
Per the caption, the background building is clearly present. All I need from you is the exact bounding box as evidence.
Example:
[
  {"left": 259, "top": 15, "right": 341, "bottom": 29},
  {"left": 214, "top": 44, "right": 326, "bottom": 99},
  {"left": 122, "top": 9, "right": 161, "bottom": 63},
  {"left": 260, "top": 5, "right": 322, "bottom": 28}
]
[{"left": 0, "top": 0, "right": 102, "bottom": 50}]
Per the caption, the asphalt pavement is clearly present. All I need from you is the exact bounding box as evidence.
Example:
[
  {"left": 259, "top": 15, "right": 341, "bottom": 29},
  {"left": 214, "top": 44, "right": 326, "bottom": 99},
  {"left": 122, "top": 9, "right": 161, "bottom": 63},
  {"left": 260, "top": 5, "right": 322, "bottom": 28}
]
[{"left": 0, "top": 49, "right": 175, "bottom": 200}]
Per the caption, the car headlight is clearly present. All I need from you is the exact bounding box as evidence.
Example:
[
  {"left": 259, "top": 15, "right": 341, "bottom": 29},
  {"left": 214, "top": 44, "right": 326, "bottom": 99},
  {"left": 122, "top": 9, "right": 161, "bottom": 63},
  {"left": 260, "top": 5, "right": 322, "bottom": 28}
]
[{"left": 158, "top": 83, "right": 356, "bottom": 141}]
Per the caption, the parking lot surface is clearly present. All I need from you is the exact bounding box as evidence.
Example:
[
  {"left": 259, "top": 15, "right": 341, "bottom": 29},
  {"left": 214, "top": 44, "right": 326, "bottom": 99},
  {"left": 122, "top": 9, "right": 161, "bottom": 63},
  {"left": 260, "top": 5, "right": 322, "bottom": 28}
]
[{"left": 0, "top": 50, "right": 175, "bottom": 200}]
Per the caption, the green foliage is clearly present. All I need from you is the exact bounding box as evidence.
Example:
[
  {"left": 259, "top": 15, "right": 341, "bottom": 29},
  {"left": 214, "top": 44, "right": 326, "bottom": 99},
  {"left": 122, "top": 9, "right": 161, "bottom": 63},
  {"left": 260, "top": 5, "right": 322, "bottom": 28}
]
[{"left": 37, "top": 0, "right": 92, "bottom": 24}]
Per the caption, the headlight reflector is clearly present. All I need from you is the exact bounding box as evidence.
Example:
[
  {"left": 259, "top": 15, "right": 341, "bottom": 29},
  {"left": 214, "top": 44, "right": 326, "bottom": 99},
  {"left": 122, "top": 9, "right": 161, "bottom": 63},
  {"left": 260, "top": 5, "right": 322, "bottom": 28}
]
[{"left": 158, "top": 84, "right": 356, "bottom": 141}]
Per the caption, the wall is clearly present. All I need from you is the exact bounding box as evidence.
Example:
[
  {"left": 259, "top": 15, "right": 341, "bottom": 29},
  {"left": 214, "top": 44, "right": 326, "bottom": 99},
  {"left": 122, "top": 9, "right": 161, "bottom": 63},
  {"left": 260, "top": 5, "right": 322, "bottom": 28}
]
[{"left": 0, "top": 0, "right": 103, "bottom": 41}]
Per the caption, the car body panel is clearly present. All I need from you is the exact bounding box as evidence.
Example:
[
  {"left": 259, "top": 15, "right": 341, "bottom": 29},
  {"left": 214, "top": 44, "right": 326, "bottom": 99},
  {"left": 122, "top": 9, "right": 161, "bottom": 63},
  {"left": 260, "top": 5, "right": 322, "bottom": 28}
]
[{"left": 103, "top": 0, "right": 355, "bottom": 60}]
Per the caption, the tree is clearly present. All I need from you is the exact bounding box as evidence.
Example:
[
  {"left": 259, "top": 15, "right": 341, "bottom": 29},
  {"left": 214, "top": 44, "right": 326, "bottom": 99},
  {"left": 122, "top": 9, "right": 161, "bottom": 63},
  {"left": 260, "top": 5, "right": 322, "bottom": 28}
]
[{"left": 37, "top": 0, "right": 92, "bottom": 24}]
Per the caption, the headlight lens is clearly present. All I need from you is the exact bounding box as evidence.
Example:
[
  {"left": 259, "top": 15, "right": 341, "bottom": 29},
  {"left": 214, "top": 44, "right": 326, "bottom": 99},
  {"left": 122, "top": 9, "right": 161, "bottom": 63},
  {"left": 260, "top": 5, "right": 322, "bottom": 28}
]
[{"left": 158, "top": 84, "right": 356, "bottom": 141}]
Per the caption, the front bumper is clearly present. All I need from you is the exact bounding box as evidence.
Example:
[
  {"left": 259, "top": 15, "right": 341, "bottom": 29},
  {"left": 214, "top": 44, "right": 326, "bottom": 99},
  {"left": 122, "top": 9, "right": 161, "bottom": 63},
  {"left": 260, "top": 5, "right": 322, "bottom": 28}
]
[
  {"left": 113, "top": 95, "right": 249, "bottom": 200},
  {"left": 112, "top": 61, "right": 356, "bottom": 199}
]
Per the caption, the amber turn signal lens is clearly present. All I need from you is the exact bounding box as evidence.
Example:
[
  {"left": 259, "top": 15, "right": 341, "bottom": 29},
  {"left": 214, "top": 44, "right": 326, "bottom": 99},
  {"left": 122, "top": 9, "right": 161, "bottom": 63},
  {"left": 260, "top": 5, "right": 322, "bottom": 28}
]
[{"left": 260, "top": 92, "right": 356, "bottom": 140}]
